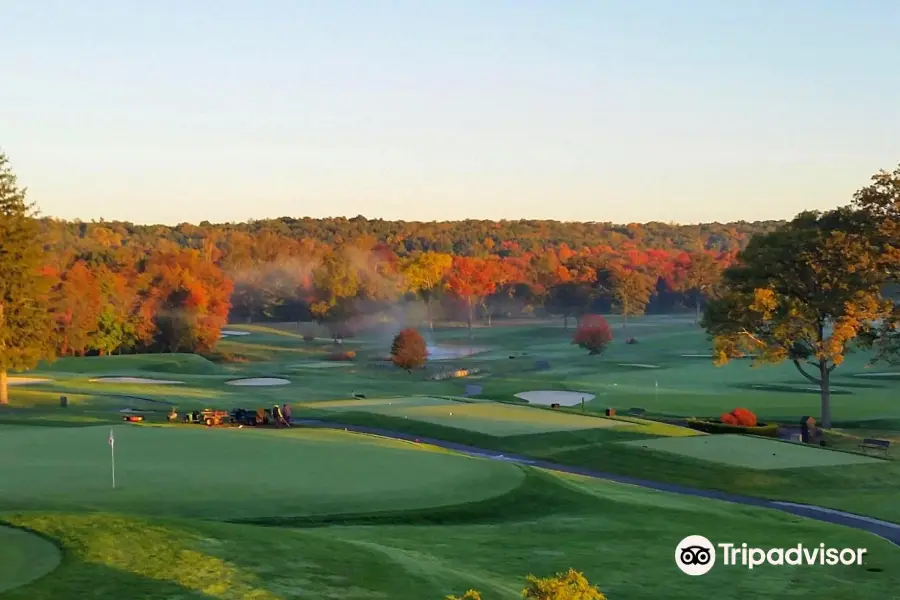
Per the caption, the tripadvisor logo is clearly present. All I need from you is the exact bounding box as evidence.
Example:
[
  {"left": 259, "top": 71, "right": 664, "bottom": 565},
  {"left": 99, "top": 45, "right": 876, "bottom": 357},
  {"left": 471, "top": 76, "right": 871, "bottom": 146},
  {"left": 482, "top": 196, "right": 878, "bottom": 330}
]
[{"left": 675, "top": 535, "right": 867, "bottom": 575}]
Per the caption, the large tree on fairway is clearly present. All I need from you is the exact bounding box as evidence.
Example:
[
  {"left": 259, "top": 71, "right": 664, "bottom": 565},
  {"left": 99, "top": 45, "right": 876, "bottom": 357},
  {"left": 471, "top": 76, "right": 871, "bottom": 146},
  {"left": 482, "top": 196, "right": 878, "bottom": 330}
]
[
  {"left": 850, "top": 164, "right": 900, "bottom": 361},
  {"left": 390, "top": 327, "right": 427, "bottom": 372},
  {"left": 702, "top": 210, "right": 891, "bottom": 427},
  {"left": 0, "top": 152, "right": 53, "bottom": 404}
]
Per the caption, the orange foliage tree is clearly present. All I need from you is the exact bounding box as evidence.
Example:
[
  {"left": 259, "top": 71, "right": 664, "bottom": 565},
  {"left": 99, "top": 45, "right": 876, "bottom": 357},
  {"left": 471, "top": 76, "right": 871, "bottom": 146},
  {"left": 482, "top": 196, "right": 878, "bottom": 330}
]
[
  {"left": 141, "top": 249, "right": 233, "bottom": 353},
  {"left": 391, "top": 328, "right": 428, "bottom": 372},
  {"left": 446, "top": 256, "right": 499, "bottom": 339}
]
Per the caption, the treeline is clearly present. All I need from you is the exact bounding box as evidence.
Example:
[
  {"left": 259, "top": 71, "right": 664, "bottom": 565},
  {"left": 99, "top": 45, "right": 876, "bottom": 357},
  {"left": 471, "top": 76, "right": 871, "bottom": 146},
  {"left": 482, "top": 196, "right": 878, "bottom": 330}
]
[{"left": 33, "top": 215, "right": 773, "bottom": 351}]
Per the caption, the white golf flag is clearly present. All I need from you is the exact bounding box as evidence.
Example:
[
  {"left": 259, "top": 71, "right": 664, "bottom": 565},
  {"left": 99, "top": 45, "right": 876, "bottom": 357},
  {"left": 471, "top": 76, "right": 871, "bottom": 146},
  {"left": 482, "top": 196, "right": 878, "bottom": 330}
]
[{"left": 108, "top": 428, "right": 115, "bottom": 449}]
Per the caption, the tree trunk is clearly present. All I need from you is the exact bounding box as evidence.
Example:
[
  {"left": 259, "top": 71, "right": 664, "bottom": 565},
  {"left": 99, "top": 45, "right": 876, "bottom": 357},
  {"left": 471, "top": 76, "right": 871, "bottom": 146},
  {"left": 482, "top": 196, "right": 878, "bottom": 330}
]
[
  {"left": 820, "top": 363, "right": 832, "bottom": 429},
  {"left": 695, "top": 300, "right": 701, "bottom": 325},
  {"left": 0, "top": 369, "right": 7, "bottom": 405},
  {"left": 466, "top": 298, "right": 474, "bottom": 340},
  {"left": 563, "top": 314, "right": 569, "bottom": 330},
  {"left": 425, "top": 296, "right": 433, "bottom": 331}
]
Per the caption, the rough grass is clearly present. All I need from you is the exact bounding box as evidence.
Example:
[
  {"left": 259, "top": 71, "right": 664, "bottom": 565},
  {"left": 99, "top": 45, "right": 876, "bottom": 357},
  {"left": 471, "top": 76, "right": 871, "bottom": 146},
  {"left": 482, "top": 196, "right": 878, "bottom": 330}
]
[{"left": 620, "top": 434, "right": 886, "bottom": 469}]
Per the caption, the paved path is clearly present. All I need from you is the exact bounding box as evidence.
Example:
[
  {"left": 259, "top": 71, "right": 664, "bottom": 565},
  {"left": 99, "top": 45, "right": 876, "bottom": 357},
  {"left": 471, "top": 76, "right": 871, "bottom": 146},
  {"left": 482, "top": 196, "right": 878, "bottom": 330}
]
[{"left": 298, "top": 419, "right": 900, "bottom": 546}]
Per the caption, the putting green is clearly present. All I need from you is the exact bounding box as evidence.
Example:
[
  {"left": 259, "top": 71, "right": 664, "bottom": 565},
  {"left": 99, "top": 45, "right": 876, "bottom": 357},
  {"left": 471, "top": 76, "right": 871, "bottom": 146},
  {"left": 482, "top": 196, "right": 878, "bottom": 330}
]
[
  {"left": 0, "top": 526, "right": 61, "bottom": 593},
  {"left": 363, "top": 401, "right": 624, "bottom": 436},
  {"left": 0, "top": 425, "right": 525, "bottom": 519},
  {"left": 621, "top": 434, "right": 886, "bottom": 469}
]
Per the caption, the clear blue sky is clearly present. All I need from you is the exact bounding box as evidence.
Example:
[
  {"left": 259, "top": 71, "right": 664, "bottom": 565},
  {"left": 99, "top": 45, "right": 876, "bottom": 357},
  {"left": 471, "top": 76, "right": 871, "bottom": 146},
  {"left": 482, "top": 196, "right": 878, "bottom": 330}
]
[{"left": 3, "top": 1, "right": 899, "bottom": 225}]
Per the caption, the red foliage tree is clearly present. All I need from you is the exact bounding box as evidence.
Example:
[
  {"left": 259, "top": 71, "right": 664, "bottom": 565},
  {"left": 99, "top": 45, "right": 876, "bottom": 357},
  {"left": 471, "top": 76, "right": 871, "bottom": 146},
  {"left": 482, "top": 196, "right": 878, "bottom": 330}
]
[
  {"left": 572, "top": 315, "right": 613, "bottom": 355},
  {"left": 446, "top": 256, "right": 498, "bottom": 338},
  {"left": 390, "top": 328, "right": 427, "bottom": 372}
]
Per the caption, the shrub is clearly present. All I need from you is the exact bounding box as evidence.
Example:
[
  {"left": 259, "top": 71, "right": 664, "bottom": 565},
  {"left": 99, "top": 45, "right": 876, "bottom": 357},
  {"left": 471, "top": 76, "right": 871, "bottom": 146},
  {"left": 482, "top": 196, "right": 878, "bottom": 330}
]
[
  {"left": 302, "top": 334, "right": 315, "bottom": 342},
  {"left": 720, "top": 407, "right": 757, "bottom": 427},
  {"left": 447, "top": 569, "right": 605, "bottom": 600},
  {"left": 686, "top": 418, "right": 778, "bottom": 437},
  {"left": 720, "top": 412, "right": 739, "bottom": 425},
  {"left": 572, "top": 315, "right": 613, "bottom": 355},
  {"left": 522, "top": 569, "right": 606, "bottom": 600},
  {"left": 391, "top": 328, "right": 428, "bottom": 372},
  {"left": 327, "top": 350, "right": 356, "bottom": 361}
]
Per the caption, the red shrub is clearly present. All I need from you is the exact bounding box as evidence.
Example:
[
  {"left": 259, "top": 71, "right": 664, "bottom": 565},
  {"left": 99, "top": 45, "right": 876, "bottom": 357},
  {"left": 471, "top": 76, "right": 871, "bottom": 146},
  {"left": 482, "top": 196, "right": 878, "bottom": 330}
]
[
  {"left": 731, "top": 407, "right": 757, "bottom": 427},
  {"left": 572, "top": 315, "right": 613, "bottom": 355},
  {"left": 720, "top": 412, "right": 739, "bottom": 425},
  {"left": 720, "top": 407, "right": 758, "bottom": 427},
  {"left": 327, "top": 350, "right": 356, "bottom": 361}
]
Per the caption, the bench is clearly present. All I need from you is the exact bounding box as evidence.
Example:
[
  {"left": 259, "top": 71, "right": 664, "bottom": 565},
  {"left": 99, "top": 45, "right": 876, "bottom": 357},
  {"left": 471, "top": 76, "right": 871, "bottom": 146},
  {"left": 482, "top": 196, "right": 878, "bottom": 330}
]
[{"left": 859, "top": 438, "right": 891, "bottom": 456}]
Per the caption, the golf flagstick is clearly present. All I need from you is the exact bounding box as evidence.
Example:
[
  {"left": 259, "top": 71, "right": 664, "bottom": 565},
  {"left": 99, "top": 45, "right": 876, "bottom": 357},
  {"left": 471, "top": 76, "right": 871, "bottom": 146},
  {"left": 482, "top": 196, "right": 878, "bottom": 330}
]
[{"left": 108, "top": 428, "right": 116, "bottom": 489}]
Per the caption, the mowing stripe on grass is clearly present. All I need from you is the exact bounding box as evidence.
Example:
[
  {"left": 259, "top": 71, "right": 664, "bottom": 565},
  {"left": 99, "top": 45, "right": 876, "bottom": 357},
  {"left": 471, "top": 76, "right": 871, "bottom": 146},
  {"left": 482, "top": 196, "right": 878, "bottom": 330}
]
[
  {"left": 620, "top": 434, "right": 885, "bottom": 469},
  {"left": 0, "top": 525, "right": 61, "bottom": 593}
]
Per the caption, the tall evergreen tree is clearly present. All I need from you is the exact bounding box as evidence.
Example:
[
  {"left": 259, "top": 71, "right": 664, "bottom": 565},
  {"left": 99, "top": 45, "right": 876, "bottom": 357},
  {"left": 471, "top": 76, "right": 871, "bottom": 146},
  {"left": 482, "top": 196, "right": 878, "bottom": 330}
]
[{"left": 0, "top": 151, "right": 53, "bottom": 404}]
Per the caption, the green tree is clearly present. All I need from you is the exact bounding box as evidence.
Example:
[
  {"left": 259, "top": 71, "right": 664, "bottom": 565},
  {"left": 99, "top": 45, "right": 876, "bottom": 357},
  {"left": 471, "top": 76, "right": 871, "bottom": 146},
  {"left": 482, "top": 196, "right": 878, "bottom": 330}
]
[
  {"left": 850, "top": 163, "right": 900, "bottom": 361},
  {"left": 702, "top": 210, "right": 891, "bottom": 427},
  {"left": 610, "top": 267, "right": 654, "bottom": 328},
  {"left": 0, "top": 152, "right": 54, "bottom": 404},
  {"left": 672, "top": 250, "right": 724, "bottom": 323}
]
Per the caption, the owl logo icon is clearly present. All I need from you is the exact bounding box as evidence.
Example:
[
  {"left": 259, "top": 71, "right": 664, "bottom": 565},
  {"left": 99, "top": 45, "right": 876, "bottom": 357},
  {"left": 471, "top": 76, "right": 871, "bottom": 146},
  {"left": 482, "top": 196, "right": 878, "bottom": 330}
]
[{"left": 675, "top": 535, "right": 716, "bottom": 575}]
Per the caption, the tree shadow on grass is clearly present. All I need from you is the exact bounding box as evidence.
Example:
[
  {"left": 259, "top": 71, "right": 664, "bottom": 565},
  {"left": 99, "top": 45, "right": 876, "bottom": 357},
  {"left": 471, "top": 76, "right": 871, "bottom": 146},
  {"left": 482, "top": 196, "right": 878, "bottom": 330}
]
[{"left": 1, "top": 562, "right": 224, "bottom": 600}]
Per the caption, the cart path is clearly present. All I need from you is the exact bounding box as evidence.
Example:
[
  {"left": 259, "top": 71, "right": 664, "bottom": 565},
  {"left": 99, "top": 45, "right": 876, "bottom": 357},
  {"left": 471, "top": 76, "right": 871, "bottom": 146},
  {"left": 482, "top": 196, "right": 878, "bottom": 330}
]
[{"left": 296, "top": 419, "right": 900, "bottom": 546}]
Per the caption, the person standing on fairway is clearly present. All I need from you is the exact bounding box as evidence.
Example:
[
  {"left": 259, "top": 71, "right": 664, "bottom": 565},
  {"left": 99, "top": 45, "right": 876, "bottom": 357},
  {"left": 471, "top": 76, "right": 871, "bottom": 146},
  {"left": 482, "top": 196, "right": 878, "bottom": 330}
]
[{"left": 282, "top": 403, "right": 292, "bottom": 425}]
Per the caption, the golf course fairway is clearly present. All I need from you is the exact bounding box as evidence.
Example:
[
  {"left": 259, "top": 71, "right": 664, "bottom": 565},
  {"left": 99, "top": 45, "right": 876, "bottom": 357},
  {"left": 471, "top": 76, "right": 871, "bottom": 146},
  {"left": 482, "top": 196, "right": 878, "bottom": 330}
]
[{"left": 0, "top": 425, "right": 525, "bottom": 519}]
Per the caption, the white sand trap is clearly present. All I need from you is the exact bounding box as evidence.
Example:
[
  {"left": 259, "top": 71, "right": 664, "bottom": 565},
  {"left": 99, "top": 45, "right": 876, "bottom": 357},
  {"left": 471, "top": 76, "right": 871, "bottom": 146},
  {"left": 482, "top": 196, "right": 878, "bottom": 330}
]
[
  {"left": 220, "top": 330, "right": 251, "bottom": 337},
  {"left": 7, "top": 377, "right": 51, "bottom": 386},
  {"left": 619, "top": 363, "right": 660, "bottom": 369},
  {"left": 89, "top": 377, "right": 184, "bottom": 385},
  {"left": 681, "top": 353, "right": 713, "bottom": 358},
  {"left": 226, "top": 377, "right": 291, "bottom": 386},
  {"left": 854, "top": 372, "right": 900, "bottom": 378},
  {"left": 514, "top": 390, "right": 596, "bottom": 406},
  {"left": 427, "top": 345, "right": 487, "bottom": 360}
]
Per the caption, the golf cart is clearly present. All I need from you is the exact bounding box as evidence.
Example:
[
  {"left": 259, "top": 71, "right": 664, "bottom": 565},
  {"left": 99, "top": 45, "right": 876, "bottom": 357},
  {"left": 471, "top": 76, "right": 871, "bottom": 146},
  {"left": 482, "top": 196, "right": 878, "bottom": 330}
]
[{"left": 182, "top": 408, "right": 230, "bottom": 427}]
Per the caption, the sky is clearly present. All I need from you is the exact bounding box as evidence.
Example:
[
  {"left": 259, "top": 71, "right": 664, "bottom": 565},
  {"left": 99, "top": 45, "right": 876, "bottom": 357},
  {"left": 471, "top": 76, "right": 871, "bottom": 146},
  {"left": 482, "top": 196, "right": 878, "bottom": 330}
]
[{"left": 3, "top": 1, "right": 899, "bottom": 225}]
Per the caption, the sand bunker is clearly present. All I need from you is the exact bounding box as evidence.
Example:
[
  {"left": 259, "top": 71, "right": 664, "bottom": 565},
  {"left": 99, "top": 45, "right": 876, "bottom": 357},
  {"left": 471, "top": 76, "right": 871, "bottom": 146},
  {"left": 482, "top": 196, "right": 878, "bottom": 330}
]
[
  {"left": 89, "top": 377, "right": 184, "bottom": 385},
  {"left": 220, "top": 330, "right": 250, "bottom": 337},
  {"left": 226, "top": 377, "right": 291, "bottom": 386},
  {"left": 7, "top": 377, "right": 51, "bottom": 386},
  {"left": 514, "top": 390, "right": 596, "bottom": 406},
  {"left": 681, "top": 353, "right": 713, "bottom": 358},
  {"left": 427, "top": 345, "right": 487, "bottom": 360},
  {"left": 618, "top": 363, "right": 659, "bottom": 369}
]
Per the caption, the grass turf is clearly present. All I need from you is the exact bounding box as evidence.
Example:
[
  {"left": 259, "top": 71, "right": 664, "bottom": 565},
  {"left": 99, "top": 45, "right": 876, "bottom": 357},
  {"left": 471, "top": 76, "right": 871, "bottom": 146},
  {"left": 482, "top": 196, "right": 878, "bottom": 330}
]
[
  {"left": 0, "top": 425, "right": 525, "bottom": 519},
  {"left": 0, "top": 526, "right": 61, "bottom": 594},
  {"left": 620, "top": 434, "right": 886, "bottom": 469},
  {"left": 2, "top": 468, "right": 897, "bottom": 600},
  {"left": 312, "top": 397, "right": 627, "bottom": 436},
  {"left": 2, "top": 315, "right": 900, "bottom": 598}
]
